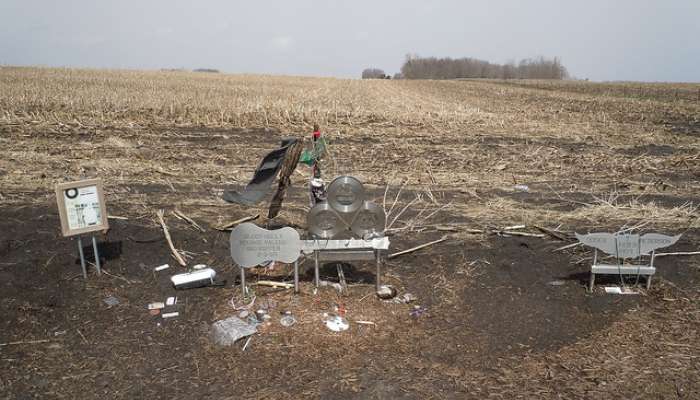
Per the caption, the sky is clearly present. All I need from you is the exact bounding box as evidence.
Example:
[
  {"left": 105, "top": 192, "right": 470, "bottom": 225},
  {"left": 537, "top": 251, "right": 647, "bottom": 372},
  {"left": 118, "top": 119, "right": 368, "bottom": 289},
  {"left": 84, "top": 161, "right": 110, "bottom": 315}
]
[{"left": 1, "top": 0, "right": 698, "bottom": 82}]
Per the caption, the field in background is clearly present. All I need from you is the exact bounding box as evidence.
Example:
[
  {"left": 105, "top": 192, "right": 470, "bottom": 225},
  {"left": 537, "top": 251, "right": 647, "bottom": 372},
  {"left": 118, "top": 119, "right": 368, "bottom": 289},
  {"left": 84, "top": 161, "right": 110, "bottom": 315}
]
[
  {"left": 1, "top": 67, "right": 699, "bottom": 399},
  {"left": 1, "top": 67, "right": 699, "bottom": 229}
]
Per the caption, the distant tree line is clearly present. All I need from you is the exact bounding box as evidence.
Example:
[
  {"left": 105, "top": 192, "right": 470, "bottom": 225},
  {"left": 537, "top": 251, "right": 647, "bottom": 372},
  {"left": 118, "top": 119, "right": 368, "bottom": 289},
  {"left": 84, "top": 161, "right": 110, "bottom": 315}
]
[
  {"left": 193, "top": 68, "right": 220, "bottom": 73},
  {"left": 400, "top": 55, "right": 568, "bottom": 80},
  {"left": 361, "top": 68, "right": 390, "bottom": 79}
]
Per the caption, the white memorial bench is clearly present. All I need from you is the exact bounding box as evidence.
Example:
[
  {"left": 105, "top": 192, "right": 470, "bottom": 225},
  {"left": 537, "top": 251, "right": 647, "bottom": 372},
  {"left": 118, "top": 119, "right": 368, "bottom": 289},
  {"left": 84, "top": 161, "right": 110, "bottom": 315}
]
[{"left": 576, "top": 232, "right": 681, "bottom": 292}]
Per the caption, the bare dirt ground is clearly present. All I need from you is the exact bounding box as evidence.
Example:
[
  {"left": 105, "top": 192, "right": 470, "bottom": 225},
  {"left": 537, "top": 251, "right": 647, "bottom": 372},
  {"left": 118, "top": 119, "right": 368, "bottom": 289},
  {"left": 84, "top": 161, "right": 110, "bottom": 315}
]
[{"left": 0, "top": 68, "right": 699, "bottom": 399}]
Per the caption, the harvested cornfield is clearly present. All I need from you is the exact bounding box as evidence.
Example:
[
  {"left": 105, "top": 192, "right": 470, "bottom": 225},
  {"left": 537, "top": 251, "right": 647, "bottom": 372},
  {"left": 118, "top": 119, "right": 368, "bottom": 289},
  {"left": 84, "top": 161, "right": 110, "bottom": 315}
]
[{"left": 1, "top": 67, "right": 699, "bottom": 399}]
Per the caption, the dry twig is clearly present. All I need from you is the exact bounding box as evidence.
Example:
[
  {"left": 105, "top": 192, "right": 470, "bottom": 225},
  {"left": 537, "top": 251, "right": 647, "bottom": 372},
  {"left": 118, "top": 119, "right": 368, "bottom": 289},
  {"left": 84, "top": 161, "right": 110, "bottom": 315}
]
[
  {"left": 172, "top": 209, "right": 205, "bottom": 232},
  {"left": 156, "top": 209, "right": 187, "bottom": 267},
  {"left": 388, "top": 236, "right": 449, "bottom": 259},
  {"left": 216, "top": 214, "right": 260, "bottom": 231}
]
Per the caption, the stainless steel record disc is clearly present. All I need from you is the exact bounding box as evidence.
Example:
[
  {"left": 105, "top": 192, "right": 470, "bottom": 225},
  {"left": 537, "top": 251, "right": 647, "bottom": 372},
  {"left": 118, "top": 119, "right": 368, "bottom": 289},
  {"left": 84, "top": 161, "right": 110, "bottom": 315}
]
[
  {"left": 308, "top": 202, "right": 343, "bottom": 238},
  {"left": 351, "top": 201, "right": 386, "bottom": 237},
  {"left": 327, "top": 176, "right": 365, "bottom": 214}
]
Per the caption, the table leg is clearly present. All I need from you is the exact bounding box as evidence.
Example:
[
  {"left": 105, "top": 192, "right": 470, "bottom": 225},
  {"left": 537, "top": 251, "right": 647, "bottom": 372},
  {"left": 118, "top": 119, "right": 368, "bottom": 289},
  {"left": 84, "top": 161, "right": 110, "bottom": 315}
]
[
  {"left": 314, "top": 251, "right": 320, "bottom": 288},
  {"left": 375, "top": 250, "right": 381, "bottom": 291}
]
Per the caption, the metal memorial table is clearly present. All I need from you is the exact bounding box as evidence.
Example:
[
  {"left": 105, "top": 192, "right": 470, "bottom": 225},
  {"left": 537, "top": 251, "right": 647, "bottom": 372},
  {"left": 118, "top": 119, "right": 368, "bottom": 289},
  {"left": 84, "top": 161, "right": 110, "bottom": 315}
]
[
  {"left": 299, "top": 237, "right": 390, "bottom": 291},
  {"left": 303, "top": 175, "right": 389, "bottom": 292}
]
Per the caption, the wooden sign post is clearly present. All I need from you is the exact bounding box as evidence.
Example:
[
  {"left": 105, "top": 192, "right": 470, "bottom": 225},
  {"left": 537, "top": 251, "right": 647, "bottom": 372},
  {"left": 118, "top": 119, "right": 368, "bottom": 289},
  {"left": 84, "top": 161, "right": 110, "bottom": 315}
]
[{"left": 55, "top": 179, "right": 109, "bottom": 279}]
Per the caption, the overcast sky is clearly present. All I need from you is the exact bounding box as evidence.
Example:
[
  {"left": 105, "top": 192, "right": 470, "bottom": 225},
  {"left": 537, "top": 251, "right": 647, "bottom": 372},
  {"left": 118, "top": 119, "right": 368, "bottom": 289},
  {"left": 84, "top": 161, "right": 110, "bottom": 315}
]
[{"left": 1, "top": 0, "right": 698, "bottom": 82}]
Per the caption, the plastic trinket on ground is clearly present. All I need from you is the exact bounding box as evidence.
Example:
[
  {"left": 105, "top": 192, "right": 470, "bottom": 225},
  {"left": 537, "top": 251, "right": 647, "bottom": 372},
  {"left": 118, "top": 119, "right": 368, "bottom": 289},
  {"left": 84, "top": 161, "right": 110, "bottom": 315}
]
[
  {"left": 280, "top": 311, "right": 296, "bottom": 327},
  {"left": 148, "top": 302, "right": 165, "bottom": 310},
  {"left": 103, "top": 296, "right": 120, "bottom": 307},
  {"left": 410, "top": 305, "right": 427, "bottom": 318},
  {"left": 154, "top": 264, "right": 170, "bottom": 272},
  {"left": 325, "top": 315, "right": 349, "bottom": 332},
  {"left": 376, "top": 285, "right": 397, "bottom": 300}
]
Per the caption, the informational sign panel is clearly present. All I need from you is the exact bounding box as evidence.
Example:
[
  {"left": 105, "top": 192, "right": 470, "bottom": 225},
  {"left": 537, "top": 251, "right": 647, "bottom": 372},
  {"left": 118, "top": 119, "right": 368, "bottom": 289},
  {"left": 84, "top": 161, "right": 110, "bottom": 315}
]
[
  {"left": 230, "top": 223, "right": 301, "bottom": 268},
  {"left": 55, "top": 179, "right": 109, "bottom": 237}
]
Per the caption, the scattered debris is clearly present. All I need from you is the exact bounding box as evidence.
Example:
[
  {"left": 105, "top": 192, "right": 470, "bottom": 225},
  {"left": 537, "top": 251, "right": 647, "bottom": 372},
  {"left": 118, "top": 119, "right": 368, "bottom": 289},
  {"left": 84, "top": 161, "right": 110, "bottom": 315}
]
[
  {"left": 215, "top": 214, "right": 259, "bottom": 231},
  {"left": 230, "top": 295, "right": 256, "bottom": 311},
  {"left": 280, "top": 311, "right": 296, "bottom": 327},
  {"left": 553, "top": 242, "right": 582, "bottom": 252},
  {"left": 162, "top": 312, "right": 179, "bottom": 319},
  {"left": 256, "top": 309, "right": 271, "bottom": 321},
  {"left": 254, "top": 280, "right": 294, "bottom": 289},
  {"left": 0, "top": 339, "right": 52, "bottom": 347},
  {"left": 548, "top": 280, "right": 566, "bottom": 286},
  {"left": 394, "top": 292, "right": 417, "bottom": 303},
  {"left": 410, "top": 305, "right": 427, "bottom": 318},
  {"left": 376, "top": 285, "right": 398, "bottom": 300},
  {"left": 388, "top": 236, "right": 448, "bottom": 259},
  {"left": 171, "top": 268, "right": 216, "bottom": 289},
  {"left": 148, "top": 302, "right": 165, "bottom": 310},
  {"left": 149, "top": 309, "right": 161, "bottom": 316},
  {"left": 103, "top": 296, "right": 120, "bottom": 307},
  {"left": 534, "top": 225, "right": 570, "bottom": 241},
  {"left": 154, "top": 264, "right": 170, "bottom": 272},
  {"left": 325, "top": 315, "right": 349, "bottom": 332},
  {"left": 604, "top": 286, "right": 639, "bottom": 295},
  {"left": 503, "top": 225, "right": 526, "bottom": 231},
  {"left": 210, "top": 316, "right": 257, "bottom": 346},
  {"left": 166, "top": 297, "right": 177, "bottom": 306},
  {"left": 172, "top": 209, "right": 205, "bottom": 232},
  {"left": 499, "top": 230, "right": 545, "bottom": 238},
  {"left": 318, "top": 280, "right": 343, "bottom": 292},
  {"left": 513, "top": 184, "right": 529, "bottom": 192},
  {"left": 241, "top": 336, "right": 253, "bottom": 352},
  {"left": 654, "top": 250, "right": 700, "bottom": 257},
  {"left": 354, "top": 320, "right": 376, "bottom": 326},
  {"left": 102, "top": 269, "right": 133, "bottom": 284}
]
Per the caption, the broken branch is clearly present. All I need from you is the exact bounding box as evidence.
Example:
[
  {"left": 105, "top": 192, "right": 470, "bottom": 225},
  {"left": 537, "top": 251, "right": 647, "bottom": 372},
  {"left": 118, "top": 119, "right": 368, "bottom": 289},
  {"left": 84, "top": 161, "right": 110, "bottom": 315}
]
[
  {"left": 534, "top": 225, "right": 570, "bottom": 241},
  {"left": 172, "top": 209, "right": 205, "bottom": 232},
  {"left": 253, "top": 280, "right": 294, "bottom": 289},
  {"left": 156, "top": 209, "right": 187, "bottom": 267},
  {"left": 388, "top": 236, "right": 448, "bottom": 259},
  {"left": 215, "top": 214, "right": 259, "bottom": 231},
  {"left": 654, "top": 251, "right": 700, "bottom": 257}
]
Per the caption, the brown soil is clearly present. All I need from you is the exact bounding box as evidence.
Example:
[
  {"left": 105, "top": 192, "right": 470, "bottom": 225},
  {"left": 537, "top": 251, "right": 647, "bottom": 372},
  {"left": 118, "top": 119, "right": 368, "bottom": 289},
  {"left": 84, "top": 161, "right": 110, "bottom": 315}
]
[{"left": 1, "top": 195, "right": 698, "bottom": 399}]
